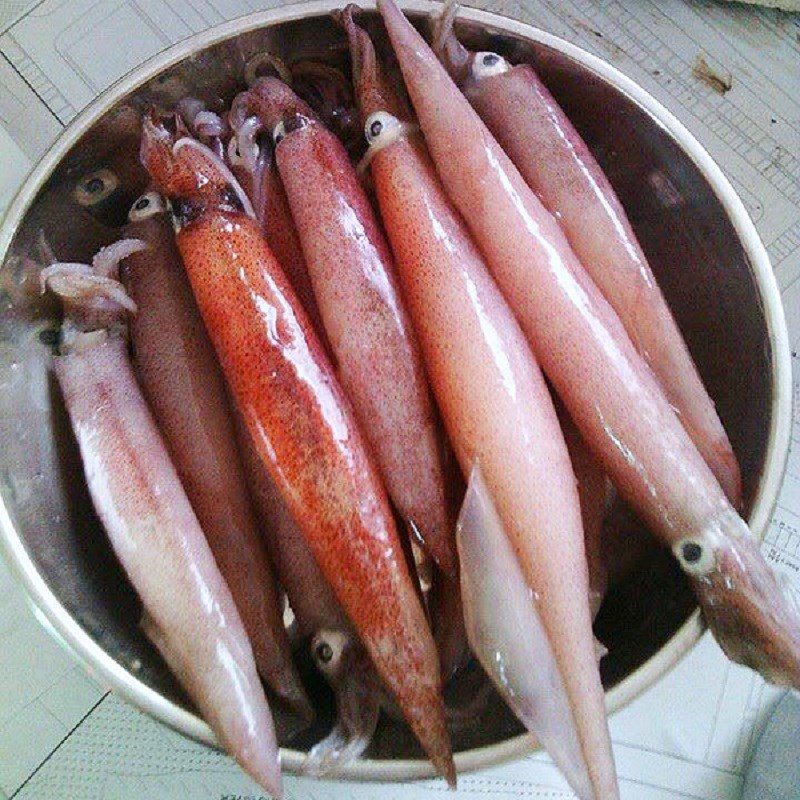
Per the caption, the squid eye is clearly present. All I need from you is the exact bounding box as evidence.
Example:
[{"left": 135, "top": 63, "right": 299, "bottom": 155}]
[
  {"left": 673, "top": 537, "right": 717, "bottom": 577},
  {"left": 472, "top": 51, "right": 511, "bottom": 80},
  {"left": 73, "top": 168, "right": 119, "bottom": 207},
  {"left": 37, "top": 327, "right": 60, "bottom": 348},
  {"left": 315, "top": 641, "right": 333, "bottom": 664},
  {"left": 364, "top": 111, "right": 399, "bottom": 146},
  {"left": 128, "top": 191, "right": 165, "bottom": 222},
  {"left": 310, "top": 629, "right": 349, "bottom": 677},
  {"left": 272, "top": 120, "right": 287, "bottom": 145}
]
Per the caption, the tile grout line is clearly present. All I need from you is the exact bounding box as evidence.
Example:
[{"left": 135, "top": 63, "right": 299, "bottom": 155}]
[
  {"left": 9, "top": 691, "right": 110, "bottom": 799},
  {"left": 0, "top": 0, "right": 46, "bottom": 37},
  {"left": 0, "top": 50, "right": 63, "bottom": 127}
]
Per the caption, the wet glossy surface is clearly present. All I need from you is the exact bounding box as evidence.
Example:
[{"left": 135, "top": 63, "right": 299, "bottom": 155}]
[
  {"left": 54, "top": 336, "right": 281, "bottom": 795},
  {"left": 0, "top": 7, "right": 774, "bottom": 763},
  {"left": 457, "top": 466, "right": 593, "bottom": 800},
  {"left": 121, "top": 211, "right": 309, "bottom": 718}
]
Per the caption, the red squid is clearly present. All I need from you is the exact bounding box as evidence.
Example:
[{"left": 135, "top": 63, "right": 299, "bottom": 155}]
[
  {"left": 139, "top": 115, "right": 454, "bottom": 784},
  {"left": 121, "top": 193, "right": 311, "bottom": 719}
]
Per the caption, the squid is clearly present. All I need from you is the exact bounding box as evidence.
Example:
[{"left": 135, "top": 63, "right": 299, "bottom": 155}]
[
  {"left": 139, "top": 115, "right": 454, "bottom": 784},
  {"left": 557, "top": 404, "right": 614, "bottom": 621},
  {"left": 230, "top": 76, "right": 456, "bottom": 578},
  {"left": 238, "top": 430, "right": 382, "bottom": 775},
  {"left": 458, "top": 468, "right": 595, "bottom": 799},
  {"left": 41, "top": 242, "right": 282, "bottom": 798},
  {"left": 341, "top": 11, "right": 616, "bottom": 796},
  {"left": 226, "top": 97, "right": 324, "bottom": 340},
  {"left": 121, "top": 193, "right": 312, "bottom": 719},
  {"left": 377, "top": 0, "right": 800, "bottom": 690},
  {"left": 432, "top": 2, "right": 741, "bottom": 507}
]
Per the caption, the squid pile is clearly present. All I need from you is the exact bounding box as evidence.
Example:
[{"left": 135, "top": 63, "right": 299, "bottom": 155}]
[{"left": 26, "top": 2, "right": 800, "bottom": 798}]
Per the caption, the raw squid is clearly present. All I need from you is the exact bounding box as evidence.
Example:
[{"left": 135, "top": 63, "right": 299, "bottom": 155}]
[
  {"left": 238, "top": 429, "right": 381, "bottom": 775},
  {"left": 41, "top": 242, "right": 282, "bottom": 798},
  {"left": 342, "top": 12, "right": 616, "bottom": 796},
  {"left": 232, "top": 76, "right": 456, "bottom": 578},
  {"left": 378, "top": 0, "right": 800, "bottom": 689},
  {"left": 139, "top": 116, "right": 454, "bottom": 784},
  {"left": 121, "top": 194, "right": 312, "bottom": 719},
  {"left": 432, "top": 2, "right": 741, "bottom": 506},
  {"left": 226, "top": 99, "right": 324, "bottom": 340}
]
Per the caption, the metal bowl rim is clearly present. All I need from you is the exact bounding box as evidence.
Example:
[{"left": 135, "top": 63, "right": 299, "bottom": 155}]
[{"left": 0, "top": 0, "right": 791, "bottom": 782}]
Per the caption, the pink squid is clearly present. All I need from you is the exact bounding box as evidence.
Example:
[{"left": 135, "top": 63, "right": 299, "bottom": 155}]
[
  {"left": 41, "top": 242, "right": 282, "bottom": 797},
  {"left": 230, "top": 76, "right": 456, "bottom": 578},
  {"left": 432, "top": 3, "right": 741, "bottom": 506},
  {"left": 121, "top": 193, "right": 311, "bottom": 719},
  {"left": 341, "top": 11, "right": 616, "bottom": 796},
  {"left": 139, "top": 115, "right": 454, "bottom": 783},
  {"left": 378, "top": 0, "right": 800, "bottom": 690}
]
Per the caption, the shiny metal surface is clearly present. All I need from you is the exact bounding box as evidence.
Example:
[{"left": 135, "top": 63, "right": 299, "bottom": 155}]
[{"left": 0, "top": 0, "right": 791, "bottom": 781}]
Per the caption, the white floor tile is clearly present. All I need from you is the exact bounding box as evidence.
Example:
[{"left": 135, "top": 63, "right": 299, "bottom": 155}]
[
  {"left": 39, "top": 667, "right": 103, "bottom": 730},
  {"left": 0, "top": 612, "right": 75, "bottom": 726},
  {"left": 0, "top": 699, "right": 67, "bottom": 795}
]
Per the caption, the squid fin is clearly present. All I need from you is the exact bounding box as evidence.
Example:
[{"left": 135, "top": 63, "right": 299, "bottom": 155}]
[{"left": 457, "top": 464, "right": 596, "bottom": 800}]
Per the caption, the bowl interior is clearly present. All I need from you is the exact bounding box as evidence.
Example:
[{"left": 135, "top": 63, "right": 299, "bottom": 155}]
[{"left": 0, "top": 6, "right": 773, "bottom": 765}]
